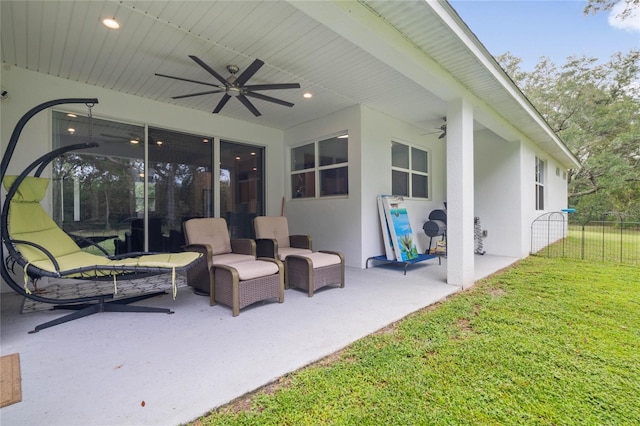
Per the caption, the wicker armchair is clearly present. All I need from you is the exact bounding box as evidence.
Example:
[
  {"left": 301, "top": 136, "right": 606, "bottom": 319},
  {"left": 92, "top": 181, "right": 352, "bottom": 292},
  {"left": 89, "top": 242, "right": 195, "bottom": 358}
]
[
  {"left": 253, "top": 216, "right": 312, "bottom": 260},
  {"left": 253, "top": 216, "right": 344, "bottom": 296},
  {"left": 183, "top": 218, "right": 284, "bottom": 316}
]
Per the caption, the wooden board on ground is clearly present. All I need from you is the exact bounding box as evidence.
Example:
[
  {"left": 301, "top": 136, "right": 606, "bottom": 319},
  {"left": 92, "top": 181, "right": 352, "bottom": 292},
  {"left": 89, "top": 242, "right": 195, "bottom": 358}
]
[{"left": 1, "top": 353, "right": 21, "bottom": 408}]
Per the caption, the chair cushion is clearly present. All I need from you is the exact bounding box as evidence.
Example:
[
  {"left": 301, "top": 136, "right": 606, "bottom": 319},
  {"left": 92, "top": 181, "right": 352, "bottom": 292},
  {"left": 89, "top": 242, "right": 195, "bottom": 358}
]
[
  {"left": 278, "top": 247, "right": 312, "bottom": 261},
  {"left": 6, "top": 178, "right": 82, "bottom": 260},
  {"left": 296, "top": 252, "right": 342, "bottom": 268},
  {"left": 212, "top": 253, "right": 256, "bottom": 265},
  {"left": 254, "top": 216, "right": 291, "bottom": 248},
  {"left": 184, "top": 218, "right": 231, "bottom": 255},
  {"left": 3, "top": 176, "right": 49, "bottom": 202},
  {"left": 228, "top": 260, "right": 279, "bottom": 281}
]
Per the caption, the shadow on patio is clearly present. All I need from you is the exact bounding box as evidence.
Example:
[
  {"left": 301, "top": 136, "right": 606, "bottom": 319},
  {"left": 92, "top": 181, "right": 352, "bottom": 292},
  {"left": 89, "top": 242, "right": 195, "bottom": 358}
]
[{"left": 0, "top": 255, "right": 517, "bottom": 425}]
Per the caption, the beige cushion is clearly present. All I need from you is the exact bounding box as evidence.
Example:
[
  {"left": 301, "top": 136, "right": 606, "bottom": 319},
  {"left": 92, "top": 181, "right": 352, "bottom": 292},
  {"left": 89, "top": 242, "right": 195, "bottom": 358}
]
[
  {"left": 184, "top": 218, "right": 231, "bottom": 255},
  {"left": 278, "top": 247, "right": 312, "bottom": 261},
  {"left": 296, "top": 252, "right": 342, "bottom": 268},
  {"left": 212, "top": 253, "right": 256, "bottom": 265},
  {"left": 254, "top": 216, "right": 291, "bottom": 248},
  {"left": 229, "top": 260, "right": 279, "bottom": 281}
]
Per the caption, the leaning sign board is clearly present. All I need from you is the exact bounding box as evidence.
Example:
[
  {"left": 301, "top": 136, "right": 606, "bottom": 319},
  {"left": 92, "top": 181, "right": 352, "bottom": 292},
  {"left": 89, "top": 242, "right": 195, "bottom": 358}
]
[
  {"left": 379, "top": 195, "right": 419, "bottom": 262},
  {"left": 377, "top": 195, "right": 396, "bottom": 260}
]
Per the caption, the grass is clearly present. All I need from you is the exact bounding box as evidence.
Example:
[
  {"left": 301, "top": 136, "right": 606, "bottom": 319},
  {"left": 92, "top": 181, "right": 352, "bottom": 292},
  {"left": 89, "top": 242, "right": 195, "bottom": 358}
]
[{"left": 192, "top": 257, "right": 640, "bottom": 425}]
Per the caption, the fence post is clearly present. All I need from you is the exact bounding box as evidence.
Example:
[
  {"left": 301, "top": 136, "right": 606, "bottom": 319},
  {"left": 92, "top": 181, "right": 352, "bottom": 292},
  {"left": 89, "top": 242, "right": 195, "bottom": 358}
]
[
  {"left": 562, "top": 213, "right": 566, "bottom": 257},
  {"left": 581, "top": 224, "right": 585, "bottom": 260},
  {"left": 620, "top": 218, "right": 623, "bottom": 263},
  {"left": 602, "top": 219, "right": 606, "bottom": 262}
]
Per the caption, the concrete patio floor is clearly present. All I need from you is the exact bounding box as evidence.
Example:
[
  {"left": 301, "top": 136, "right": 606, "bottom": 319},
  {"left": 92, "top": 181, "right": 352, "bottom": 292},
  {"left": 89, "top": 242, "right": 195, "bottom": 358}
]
[{"left": 0, "top": 254, "right": 518, "bottom": 425}]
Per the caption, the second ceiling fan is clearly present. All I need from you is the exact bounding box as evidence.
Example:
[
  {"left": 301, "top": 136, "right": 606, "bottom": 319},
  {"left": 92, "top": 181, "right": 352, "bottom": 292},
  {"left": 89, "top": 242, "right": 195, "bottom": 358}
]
[{"left": 156, "top": 55, "right": 301, "bottom": 117}]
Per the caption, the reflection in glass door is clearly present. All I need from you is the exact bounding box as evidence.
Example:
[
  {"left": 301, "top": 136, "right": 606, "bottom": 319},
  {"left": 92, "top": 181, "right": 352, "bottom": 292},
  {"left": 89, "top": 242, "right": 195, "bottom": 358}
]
[
  {"left": 220, "top": 140, "right": 265, "bottom": 239},
  {"left": 148, "top": 128, "right": 213, "bottom": 251},
  {"left": 52, "top": 112, "right": 213, "bottom": 254},
  {"left": 52, "top": 111, "right": 145, "bottom": 255}
]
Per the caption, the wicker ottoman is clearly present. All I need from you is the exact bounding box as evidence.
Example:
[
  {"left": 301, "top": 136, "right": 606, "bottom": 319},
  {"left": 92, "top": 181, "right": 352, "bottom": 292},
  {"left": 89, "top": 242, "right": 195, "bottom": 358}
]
[
  {"left": 285, "top": 251, "right": 345, "bottom": 296},
  {"left": 213, "top": 259, "right": 284, "bottom": 316}
]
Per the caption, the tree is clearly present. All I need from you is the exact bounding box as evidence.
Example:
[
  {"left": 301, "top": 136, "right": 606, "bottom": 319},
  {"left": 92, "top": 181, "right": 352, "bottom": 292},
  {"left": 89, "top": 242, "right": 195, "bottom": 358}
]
[
  {"left": 584, "top": 0, "right": 639, "bottom": 20},
  {"left": 496, "top": 50, "right": 640, "bottom": 220}
]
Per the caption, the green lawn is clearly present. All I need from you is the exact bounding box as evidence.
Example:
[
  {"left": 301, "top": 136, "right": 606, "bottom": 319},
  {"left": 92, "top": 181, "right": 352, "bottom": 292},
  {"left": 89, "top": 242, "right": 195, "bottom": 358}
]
[{"left": 193, "top": 257, "right": 640, "bottom": 425}]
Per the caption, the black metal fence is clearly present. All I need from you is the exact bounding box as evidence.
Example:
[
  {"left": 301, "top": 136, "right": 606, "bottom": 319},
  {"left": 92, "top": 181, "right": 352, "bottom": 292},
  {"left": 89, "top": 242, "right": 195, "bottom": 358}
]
[{"left": 531, "top": 212, "right": 640, "bottom": 264}]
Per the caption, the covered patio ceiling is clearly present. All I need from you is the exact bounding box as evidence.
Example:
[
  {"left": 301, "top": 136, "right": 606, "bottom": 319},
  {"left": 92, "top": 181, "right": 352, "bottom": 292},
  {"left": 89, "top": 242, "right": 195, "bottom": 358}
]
[{"left": 1, "top": 1, "right": 577, "bottom": 168}]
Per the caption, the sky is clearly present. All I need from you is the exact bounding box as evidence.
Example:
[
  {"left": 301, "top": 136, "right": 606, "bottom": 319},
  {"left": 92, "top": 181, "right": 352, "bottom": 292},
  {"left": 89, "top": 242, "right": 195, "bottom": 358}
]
[{"left": 449, "top": 0, "right": 640, "bottom": 71}]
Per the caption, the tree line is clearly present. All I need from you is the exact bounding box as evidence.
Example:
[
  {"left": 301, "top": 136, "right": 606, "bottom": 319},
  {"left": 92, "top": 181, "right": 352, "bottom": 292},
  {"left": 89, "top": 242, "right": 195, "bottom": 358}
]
[{"left": 496, "top": 0, "right": 639, "bottom": 222}]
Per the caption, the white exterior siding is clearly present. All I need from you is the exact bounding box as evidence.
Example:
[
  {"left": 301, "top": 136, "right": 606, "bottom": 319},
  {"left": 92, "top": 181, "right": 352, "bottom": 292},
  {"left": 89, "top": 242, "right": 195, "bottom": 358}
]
[{"left": 474, "top": 130, "right": 522, "bottom": 257}]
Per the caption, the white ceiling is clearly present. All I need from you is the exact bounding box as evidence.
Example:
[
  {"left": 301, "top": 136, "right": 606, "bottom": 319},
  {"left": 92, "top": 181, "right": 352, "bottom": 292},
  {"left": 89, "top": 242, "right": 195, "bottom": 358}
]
[
  {"left": 1, "top": 0, "right": 448, "bottom": 131},
  {"left": 0, "top": 0, "right": 578, "bottom": 166}
]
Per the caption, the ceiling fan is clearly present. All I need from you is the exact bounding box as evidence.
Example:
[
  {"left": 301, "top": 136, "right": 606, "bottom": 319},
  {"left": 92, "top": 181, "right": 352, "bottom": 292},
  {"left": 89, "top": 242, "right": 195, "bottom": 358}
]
[
  {"left": 155, "top": 55, "right": 301, "bottom": 117},
  {"left": 422, "top": 118, "right": 447, "bottom": 139}
]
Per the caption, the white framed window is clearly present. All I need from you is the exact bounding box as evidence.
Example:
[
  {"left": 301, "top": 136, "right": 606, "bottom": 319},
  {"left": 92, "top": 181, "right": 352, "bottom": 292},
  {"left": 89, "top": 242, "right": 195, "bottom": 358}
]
[
  {"left": 535, "top": 156, "right": 545, "bottom": 210},
  {"left": 290, "top": 134, "right": 348, "bottom": 199},
  {"left": 391, "top": 141, "right": 430, "bottom": 199}
]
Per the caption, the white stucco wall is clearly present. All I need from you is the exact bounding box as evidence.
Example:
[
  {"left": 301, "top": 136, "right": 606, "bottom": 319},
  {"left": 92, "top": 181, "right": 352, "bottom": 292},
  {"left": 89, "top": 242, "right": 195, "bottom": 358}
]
[
  {"left": 1, "top": 66, "right": 573, "bottom": 285},
  {"left": 519, "top": 139, "right": 570, "bottom": 256},
  {"left": 360, "top": 106, "right": 447, "bottom": 266},
  {"left": 282, "top": 105, "right": 362, "bottom": 267},
  {"left": 473, "top": 129, "right": 522, "bottom": 257},
  {"left": 283, "top": 105, "right": 447, "bottom": 268}
]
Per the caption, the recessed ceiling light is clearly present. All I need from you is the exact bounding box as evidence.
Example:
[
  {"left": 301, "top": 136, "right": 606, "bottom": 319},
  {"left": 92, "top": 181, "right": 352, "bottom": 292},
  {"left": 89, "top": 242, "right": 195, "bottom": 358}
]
[
  {"left": 68, "top": 128, "right": 75, "bottom": 134},
  {"left": 156, "top": 140, "right": 163, "bottom": 146},
  {"left": 203, "top": 138, "right": 209, "bottom": 143},
  {"left": 67, "top": 113, "right": 77, "bottom": 118},
  {"left": 303, "top": 92, "right": 313, "bottom": 99},
  {"left": 102, "top": 18, "right": 120, "bottom": 29},
  {"left": 130, "top": 139, "right": 139, "bottom": 144}
]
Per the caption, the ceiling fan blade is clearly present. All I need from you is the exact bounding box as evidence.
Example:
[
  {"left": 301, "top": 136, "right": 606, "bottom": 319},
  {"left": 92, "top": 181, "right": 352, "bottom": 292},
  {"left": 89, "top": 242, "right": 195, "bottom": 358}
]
[
  {"left": 189, "top": 55, "right": 229, "bottom": 86},
  {"left": 244, "top": 91, "right": 294, "bottom": 108},
  {"left": 213, "top": 94, "right": 232, "bottom": 113},
  {"left": 172, "top": 90, "right": 225, "bottom": 100},
  {"left": 235, "top": 58, "right": 264, "bottom": 86},
  {"left": 237, "top": 94, "right": 262, "bottom": 116},
  {"left": 155, "top": 73, "right": 223, "bottom": 88},
  {"left": 243, "top": 83, "right": 301, "bottom": 91}
]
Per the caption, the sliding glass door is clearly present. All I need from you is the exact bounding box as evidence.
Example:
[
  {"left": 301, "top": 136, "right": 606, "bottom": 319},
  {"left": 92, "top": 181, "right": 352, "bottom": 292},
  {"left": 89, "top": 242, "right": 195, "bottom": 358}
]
[
  {"left": 53, "top": 112, "right": 214, "bottom": 254},
  {"left": 147, "top": 128, "right": 214, "bottom": 251},
  {"left": 220, "top": 140, "right": 265, "bottom": 239}
]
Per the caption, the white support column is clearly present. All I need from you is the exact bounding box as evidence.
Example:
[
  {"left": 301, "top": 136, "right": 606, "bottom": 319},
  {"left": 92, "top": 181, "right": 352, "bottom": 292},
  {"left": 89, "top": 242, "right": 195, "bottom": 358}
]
[{"left": 446, "top": 98, "right": 475, "bottom": 288}]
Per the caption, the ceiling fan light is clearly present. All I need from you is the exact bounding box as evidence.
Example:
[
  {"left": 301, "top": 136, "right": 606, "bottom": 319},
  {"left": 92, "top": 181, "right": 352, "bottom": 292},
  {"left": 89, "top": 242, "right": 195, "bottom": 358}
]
[{"left": 102, "top": 18, "right": 120, "bottom": 29}]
